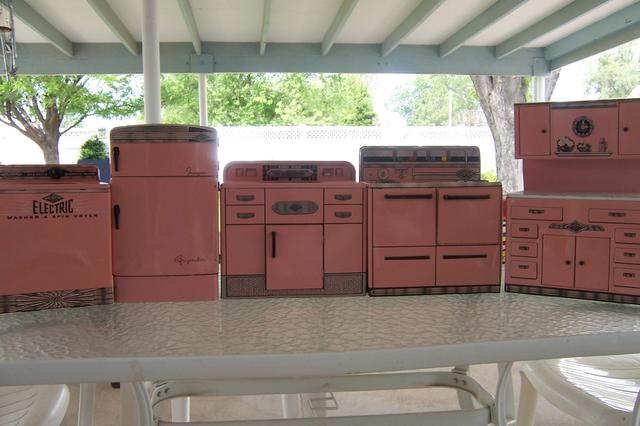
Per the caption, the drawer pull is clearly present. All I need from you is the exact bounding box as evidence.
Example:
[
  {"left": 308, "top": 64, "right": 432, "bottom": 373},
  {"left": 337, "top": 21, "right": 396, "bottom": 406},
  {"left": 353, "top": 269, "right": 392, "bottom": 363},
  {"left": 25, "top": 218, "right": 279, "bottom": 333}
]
[
  {"left": 518, "top": 246, "right": 530, "bottom": 251},
  {"left": 528, "top": 209, "right": 545, "bottom": 214},
  {"left": 624, "top": 252, "right": 637, "bottom": 258},
  {"left": 519, "top": 227, "right": 530, "bottom": 232},
  {"left": 236, "top": 212, "right": 255, "bottom": 219},
  {"left": 334, "top": 194, "right": 352, "bottom": 201},
  {"left": 334, "top": 211, "right": 352, "bottom": 219},
  {"left": 442, "top": 254, "right": 488, "bottom": 260},
  {"left": 384, "top": 255, "right": 430, "bottom": 261},
  {"left": 623, "top": 272, "right": 636, "bottom": 278},
  {"left": 624, "top": 232, "right": 637, "bottom": 238},
  {"left": 271, "top": 232, "right": 276, "bottom": 258},
  {"left": 384, "top": 194, "right": 433, "bottom": 200},
  {"left": 236, "top": 194, "right": 255, "bottom": 202},
  {"left": 609, "top": 212, "right": 627, "bottom": 218},
  {"left": 443, "top": 194, "right": 491, "bottom": 200},
  {"left": 517, "top": 264, "right": 529, "bottom": 270}
]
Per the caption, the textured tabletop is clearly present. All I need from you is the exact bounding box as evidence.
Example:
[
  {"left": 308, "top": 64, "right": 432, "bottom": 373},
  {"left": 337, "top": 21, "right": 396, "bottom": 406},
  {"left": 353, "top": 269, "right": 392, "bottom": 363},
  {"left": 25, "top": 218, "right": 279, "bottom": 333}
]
[{"left": 1, "top": 293, "right": 640, "bottom": 385}]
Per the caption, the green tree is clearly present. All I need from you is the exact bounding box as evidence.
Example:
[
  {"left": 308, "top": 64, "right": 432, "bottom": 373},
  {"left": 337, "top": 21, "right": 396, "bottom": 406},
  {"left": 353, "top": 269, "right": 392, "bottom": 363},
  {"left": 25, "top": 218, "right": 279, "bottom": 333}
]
[
  {"left": 78, "top": 135, "right": 108, "bottom": 160},
  {"left": 0, "top": 75, "right": 142, "bottom": 164},
  {"left": 161, "top": 73, "right": 376, "bottom": 126},
  {"left": 586, "top": 41, "right": 640, "bottom": 99},
  {"left": 389, "top": 75, "right": 482, "bottom": 126}
]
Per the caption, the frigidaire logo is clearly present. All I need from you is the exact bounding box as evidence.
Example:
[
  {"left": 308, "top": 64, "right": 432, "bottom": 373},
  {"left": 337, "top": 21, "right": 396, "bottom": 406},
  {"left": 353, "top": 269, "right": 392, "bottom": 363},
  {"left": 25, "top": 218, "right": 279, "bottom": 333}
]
[{"left": 33, "top": 193, "right": 74, "bottom": 214}]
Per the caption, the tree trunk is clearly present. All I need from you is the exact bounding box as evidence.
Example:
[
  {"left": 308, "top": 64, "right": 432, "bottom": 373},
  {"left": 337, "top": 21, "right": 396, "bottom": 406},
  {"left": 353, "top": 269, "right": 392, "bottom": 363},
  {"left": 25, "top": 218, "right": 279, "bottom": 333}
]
[
  {"left": 37, "top": 135, "right": 61, "bottom": 164},
  {"left": 470, "top": 76, "right": 528, "bottom": 194}
]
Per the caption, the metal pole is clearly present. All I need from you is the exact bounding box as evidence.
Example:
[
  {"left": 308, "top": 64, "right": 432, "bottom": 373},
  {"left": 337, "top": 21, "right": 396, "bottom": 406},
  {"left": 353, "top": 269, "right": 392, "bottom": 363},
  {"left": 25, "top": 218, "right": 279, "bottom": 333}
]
[
  {"left": 533, "top": 76, "right": 546, "bottom": 102},
  {"left": 142, "top": 0, "right": 161, "bottom": 123},
  {"left": 198, "top": 73, "right": 207, "bottom": 126}
]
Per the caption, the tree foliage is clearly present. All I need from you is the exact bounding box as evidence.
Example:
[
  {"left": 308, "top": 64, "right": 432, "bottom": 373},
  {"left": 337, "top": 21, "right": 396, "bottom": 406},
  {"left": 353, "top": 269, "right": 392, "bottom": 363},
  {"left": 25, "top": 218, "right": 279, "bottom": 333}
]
[
  {"left": 586, "top": 41, "right": 640, "bottom": 99},
  {"left": 0, "top": 75, "right": 142, "bottom": 164},
  {"left": 161, "top": 73, "right": 376, "bottom": 126},
  {"left": 388, "top": 75, "right": 483, "bottom": 126},
  {"left": 78, "top": 135, "right": 108, "bottom": 160}
]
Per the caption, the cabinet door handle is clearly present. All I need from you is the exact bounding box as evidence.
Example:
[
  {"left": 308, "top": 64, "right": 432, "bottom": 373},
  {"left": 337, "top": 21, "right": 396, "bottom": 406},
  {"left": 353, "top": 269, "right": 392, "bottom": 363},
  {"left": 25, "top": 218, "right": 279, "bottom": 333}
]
[
  {"left": 609, "top": 212, "right": 627, "bottom": 218},
  {"left": 113, "top": 147, "right": 120, "bottom": 172},
  {"left": 624, "top": 232, "right": 637, "bottom": 238},
  {"left": 334, "top": 194, "right": 352, "bottom": 201},
  {"left": 113, "top": 205, "right": 121, "bottom": 230},
  {"left": 271, "top": 231, "right": 276, "bottom": 258},
  {"left": 236, "top": 212, "right": 255, "bottom": 219},
  {"left": 579, "top": 261, "right": 585, "bottom": 266},
  {"left": 624, "top": 252, "right": 637, "bottom": 258},
  {"left": 334, "top": 211, "right": 352, "bottom": 218},
  {"left": 528, "top": 209, "right": 545, "bottom": 214},
  {"left": 443, "top": 194, "right": 491, "bottom": 200},
  {"left": 384, "top": 256, "right": 430, "bottom": 261},
  {"left": 384, "top": 194, "right": 433, "bottom": 199},
  {"left": 236, "top": 194, "right": 255, "bottom": 202},
  {"left": 541, "top": 129, "right": 547, "bottom": 134},
  {"left": 623, "top": 272, "right": 636, "bottom": 278},
  {"left": 442, "top": 254, "right": 488, "bottom": 260},
  {"left": 623, "top": 127, "right": 629, "bottom": 132},
  {"left": 517, "top": 264, "right": 529, "bottom": 270}
]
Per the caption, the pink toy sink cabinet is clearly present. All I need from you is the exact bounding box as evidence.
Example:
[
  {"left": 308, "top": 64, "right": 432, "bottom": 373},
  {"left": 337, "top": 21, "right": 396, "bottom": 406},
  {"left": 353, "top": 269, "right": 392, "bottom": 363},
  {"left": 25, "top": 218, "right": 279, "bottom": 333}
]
[
  {"left": 506, "top": 99, "right": 640, "bottom": 304},
  {"left": 110, "top": 124, "right": 219, "bottom": 302},
  {"left": 220, "top": 161, "right": 366, "bottom": 297},
  {"left": 360, "top": 146, "right": 502, "bottom": 296},
  {"left": 0, "top": 165, "right": 113, "bottom": 313}
]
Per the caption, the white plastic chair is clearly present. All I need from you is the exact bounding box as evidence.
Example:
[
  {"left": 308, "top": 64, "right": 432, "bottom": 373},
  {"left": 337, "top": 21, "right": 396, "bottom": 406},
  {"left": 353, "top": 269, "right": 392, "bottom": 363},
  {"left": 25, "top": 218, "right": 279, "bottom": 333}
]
[
  {"left": 0, "top": 385, "right": 69, "bottom": 426},
  {"left": 517, "top": 355, "right": 640, "bottom": 426}
]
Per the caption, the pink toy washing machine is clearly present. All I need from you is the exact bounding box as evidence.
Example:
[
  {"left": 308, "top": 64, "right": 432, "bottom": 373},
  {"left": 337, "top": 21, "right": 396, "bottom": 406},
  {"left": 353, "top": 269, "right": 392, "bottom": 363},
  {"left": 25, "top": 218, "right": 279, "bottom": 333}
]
[
  {"left": 220, "top": 161, "right": 366, "bottom": 297},
  {"left": 0, "top": 165, "right": 113, "bottom": 313},
  {"left": 110, "top": 125, "right": 219, "bottom": 302}
]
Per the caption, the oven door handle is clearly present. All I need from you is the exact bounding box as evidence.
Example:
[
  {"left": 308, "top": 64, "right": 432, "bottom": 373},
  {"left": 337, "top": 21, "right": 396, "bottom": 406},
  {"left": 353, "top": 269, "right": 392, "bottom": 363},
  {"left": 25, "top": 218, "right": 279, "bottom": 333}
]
[
  {"left": 442, "top": 194, "right": 491, "bottom": 200},
  {"left": 442, "top": 254, "right": 488, "bottom": 260},
  {"left": 113, "top": 204, "right": 121, "bottom": 230},
  {"left": 271, "top": 231, "right": 276, "bottom": 258},
  {"left": 383, "top": 194, "right": 433, "bottom": 200}
]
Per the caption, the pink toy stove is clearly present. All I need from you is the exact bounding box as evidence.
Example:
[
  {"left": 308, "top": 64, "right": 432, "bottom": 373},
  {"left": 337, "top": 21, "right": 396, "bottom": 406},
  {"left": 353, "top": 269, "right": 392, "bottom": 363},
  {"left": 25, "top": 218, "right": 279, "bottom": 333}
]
[
  {"left": 110, "top": 125, "right": 219, "bottom": 302},
  {"left": 361, "top": 146, "right": 502, "bottom": 296},
  {"left": 220, "top": 161, "right": 366, "bottom": 297},
  {"left": 0, "top": 165, "right": 113, "bottom": 313},
  {"left": 507, "top": 99, "right": 640, "bottom": 304}
]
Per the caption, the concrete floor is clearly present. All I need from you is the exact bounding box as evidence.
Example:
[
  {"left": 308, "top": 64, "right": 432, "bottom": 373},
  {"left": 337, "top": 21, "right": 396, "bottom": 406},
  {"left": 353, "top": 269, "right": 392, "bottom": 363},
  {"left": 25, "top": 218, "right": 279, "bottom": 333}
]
[{"left": 61, "top": 364, "right": 585, "bottom": 425}]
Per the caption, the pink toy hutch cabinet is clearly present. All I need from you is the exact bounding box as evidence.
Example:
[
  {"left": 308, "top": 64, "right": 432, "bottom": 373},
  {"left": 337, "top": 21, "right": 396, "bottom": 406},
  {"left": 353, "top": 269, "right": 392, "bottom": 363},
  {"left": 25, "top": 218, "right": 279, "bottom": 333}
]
[
  {"left": 110, "top": 125, "right": 219, "bottom": 302},
  {"left": 506, "top": 99, "right": 640, "bottom": 304},
  {"left": 0, "top": 165, "right": 113, "bottom": 313},
  {"left": 220, "top": 161, "right": 366, "bottom": 297},
  {"left": 361, "top": 146, "right": 502, "bottom": 296}
]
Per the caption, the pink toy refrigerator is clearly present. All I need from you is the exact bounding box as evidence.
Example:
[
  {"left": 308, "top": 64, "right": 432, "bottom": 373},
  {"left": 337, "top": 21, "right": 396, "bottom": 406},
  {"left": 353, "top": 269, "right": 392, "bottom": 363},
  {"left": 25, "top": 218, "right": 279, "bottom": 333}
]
[
  {"left": 0, "top": 165, "right": 113, "bottom": 313},
  {"left": 110, "top": 124, "right": 219, "bottom": 302}
]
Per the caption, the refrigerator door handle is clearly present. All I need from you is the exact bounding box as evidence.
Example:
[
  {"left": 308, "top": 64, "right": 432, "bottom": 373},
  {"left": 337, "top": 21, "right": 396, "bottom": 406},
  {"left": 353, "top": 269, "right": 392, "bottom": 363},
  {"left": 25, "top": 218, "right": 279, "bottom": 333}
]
[
  {"left": 113, "top": 147, "right": 120, "bottom": 171},
  {"left": 113, "top": 204, "right": 121, "bottom": 229},
  {"left": 271, "top": 231, "right": 277, "bottom": 258}
]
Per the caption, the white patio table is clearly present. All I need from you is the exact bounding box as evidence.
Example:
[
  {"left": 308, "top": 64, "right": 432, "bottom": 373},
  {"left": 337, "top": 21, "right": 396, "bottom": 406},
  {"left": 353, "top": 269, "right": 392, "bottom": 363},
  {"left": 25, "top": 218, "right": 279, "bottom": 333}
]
[{"left": 1, "top": 293, "right": 640, "bottom": 425}]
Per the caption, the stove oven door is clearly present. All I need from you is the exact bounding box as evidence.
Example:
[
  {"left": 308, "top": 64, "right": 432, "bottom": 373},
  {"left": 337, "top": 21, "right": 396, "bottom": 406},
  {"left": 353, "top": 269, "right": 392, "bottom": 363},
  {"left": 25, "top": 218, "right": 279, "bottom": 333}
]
[
  {"left": 266, "top": 225, "right": 323, "bottom": 290},
  {"left": 437, "top": 186, "right": 502, "bottom": 245},
  {"left": 372, "top": 188, "right": 436, "bottom": 247}
]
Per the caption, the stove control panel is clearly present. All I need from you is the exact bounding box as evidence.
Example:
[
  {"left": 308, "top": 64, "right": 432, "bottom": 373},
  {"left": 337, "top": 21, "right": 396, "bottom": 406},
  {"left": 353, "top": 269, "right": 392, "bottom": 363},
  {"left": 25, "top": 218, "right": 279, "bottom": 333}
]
[{"left": 224, "top": 161, "right": 356, "bottom": 183}]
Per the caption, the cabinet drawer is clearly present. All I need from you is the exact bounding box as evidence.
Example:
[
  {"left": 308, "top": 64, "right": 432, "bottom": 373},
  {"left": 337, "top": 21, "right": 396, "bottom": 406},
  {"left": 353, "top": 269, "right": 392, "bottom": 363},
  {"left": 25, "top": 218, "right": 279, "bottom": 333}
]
[
  {"left": 325, "top": 205, "right": 362, "bottom": 223},
  {"left": 325, "top": 188, "right": 363, "bottom": 205},
  {"left": 510, "top": 241, "right": 538, "bottom": 257},
  {"left": 372, "top": 246, "right": 436, "bottom": 288},
  {"left": 226, "top": 188, "right": 264, "bottom": 205},
  {"left": 510, "top": 260, "right": 537, "bottom": 279},
  {"left": 614, "top": 246, "right": 640, "bottom": 265},
  {"left": 226, "top": 205, "right": 264, "bottom": 225},
  {"left": 615, "top": 228, "right": 640, "bottom": 245},
  {"left": 511, "top": 223, "right": 538, "bottom": 238},
  {"left": 436, "top": 245, "right": 500, "bottom": 286},
  {"left": 511, "top": 206, "right": 562, "bottom": 221},
  {"left": 589, "top": 209, "right": 640, "bottom": 224},
  {"left": 613, "top": 267, "right": 640, "bottom": 289}
]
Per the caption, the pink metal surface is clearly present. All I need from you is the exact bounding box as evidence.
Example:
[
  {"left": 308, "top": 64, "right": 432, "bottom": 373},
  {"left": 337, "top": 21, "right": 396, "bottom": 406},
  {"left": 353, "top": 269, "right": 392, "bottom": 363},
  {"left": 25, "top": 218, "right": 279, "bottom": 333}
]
[
  {"left": 575, "top": 237, "right": 610, "bottom": 291},
  {"left": 614, "top": 246, "right": 640, "bottom": 265},
  {"left": 265, "top": 224, "right": 324, "bottom": 290},
  {"left": 437, "top": 186, "right": 501, "bottom": 245},
  {"left": 324, "top": 224, "right": 363, "bottom": 273},
  {"left": 510, "top": 241, "right": 538, "bottom": 258},
  {"left": 550, "top": 103, "right": 618, "bottom": 157},
  {"left": 371, "top": 246, "right": 436, "bottom": 288},
  {"left": 516, "top": 103, "right": 550, "bottom": 158},
  {"left": 225, "top": 205, "right": 265, "bottom": 225},
  {"left": 324, "top": 204, "right": 362, "bottom": 223},
  {"left": 542, "top": 235, "right": 576, "bottom": 288},
  {"left": 435, "top": 245, "right": 500, "bottom": 286},
  {"left": 225, "top": 225, "right": 265, "bottom": 275},
  {"left": 114, "top": 275, "right": 218, "bottom": 302},
  {"left": 619, "top": 101, "right": 640, "bottom": 156}
]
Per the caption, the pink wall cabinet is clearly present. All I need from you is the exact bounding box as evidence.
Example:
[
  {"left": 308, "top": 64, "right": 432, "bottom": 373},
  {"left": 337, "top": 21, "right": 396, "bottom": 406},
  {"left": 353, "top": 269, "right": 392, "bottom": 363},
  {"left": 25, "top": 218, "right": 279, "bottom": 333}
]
[
  {"left": 110, "top": 125, "right": 219, "bottom": 302},
  {"left": 361, "top": 146, "right": 502, "bottom": 296},
  {"left": 0, "top": 165, "right": 113, "bottom": 313},
  {"left": 221, "top": 161, "right": 366, "bottom": 298},
  {"left": 505, "top": 195, "right": 640, "bottom": 304}
]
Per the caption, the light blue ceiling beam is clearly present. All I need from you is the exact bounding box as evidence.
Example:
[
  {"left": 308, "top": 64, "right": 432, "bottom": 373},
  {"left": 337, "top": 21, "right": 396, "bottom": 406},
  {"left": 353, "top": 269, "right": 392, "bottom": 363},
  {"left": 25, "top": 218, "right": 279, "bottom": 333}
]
[
  {"left": 381, "top": 0, "right": 445, "bottom": 57},
  {"left": 260, "top": 0, "right": 272, "bottom": 56},
  {"left": 496, "top": 0, "right": 608, "bottom": 59},
  {"left": 4, "top": 0, "right": 73, "bottom": 56},
  {"left": 87, "top": 0, "right": 138, "bottom": 55},
  {"left": 545, "top": 2, "right": 640, "bottom": 61},
  {"left": 550, "top": 20, "right": 640, "bottom": 69},
  {"left": 177, "top": 0, "right": 201, "bottom": 55},
  {"left": 15, "top": 42, "right": 548, "bottom": 76},
  {"left": 440, "top": 0, "right": 527, "bottom": 58},
  {"left": 321, "top": 0, "right": 359, "bottom": 56}
]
